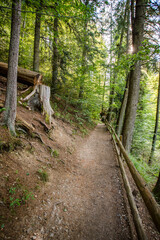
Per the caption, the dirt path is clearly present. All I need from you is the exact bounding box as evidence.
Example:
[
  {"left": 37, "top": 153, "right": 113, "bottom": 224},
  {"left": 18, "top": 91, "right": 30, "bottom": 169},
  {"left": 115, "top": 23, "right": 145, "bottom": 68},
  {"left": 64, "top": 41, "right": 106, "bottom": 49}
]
[{"left": 35, "top": 124, "right": 131, "bottom": 240}]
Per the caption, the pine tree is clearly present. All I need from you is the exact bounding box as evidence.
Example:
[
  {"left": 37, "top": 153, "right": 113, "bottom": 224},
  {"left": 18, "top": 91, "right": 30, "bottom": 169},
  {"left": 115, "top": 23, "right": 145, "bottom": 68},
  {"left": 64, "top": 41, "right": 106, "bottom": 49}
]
[{"left": 3, "top": 0, "right": 21, "bottom": 135}]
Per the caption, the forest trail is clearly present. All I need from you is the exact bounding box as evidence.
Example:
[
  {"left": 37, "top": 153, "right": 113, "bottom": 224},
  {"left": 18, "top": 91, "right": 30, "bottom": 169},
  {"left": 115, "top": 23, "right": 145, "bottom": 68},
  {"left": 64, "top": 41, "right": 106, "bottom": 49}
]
[{"left": 36, "top": 124, "right": 132, "bottom": 240}]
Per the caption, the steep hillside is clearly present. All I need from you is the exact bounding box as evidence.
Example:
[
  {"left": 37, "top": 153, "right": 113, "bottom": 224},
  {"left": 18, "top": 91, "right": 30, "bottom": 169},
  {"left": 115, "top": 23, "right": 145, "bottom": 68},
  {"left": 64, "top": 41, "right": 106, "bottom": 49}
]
[{"left": 0, "top": 89, "right": 96, "bottom": 239}]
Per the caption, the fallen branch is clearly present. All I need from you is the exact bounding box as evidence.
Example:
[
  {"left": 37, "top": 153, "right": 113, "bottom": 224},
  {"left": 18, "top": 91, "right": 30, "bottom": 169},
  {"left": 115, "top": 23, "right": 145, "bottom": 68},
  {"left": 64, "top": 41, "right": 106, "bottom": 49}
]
[{"left": 19, "top": 86, "right": 32, "bottom": 94}]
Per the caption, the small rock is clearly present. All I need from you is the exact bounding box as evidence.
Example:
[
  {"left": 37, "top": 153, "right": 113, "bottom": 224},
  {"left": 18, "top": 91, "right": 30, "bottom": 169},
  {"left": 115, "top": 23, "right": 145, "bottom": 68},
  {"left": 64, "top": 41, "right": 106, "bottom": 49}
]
[
  {"left": 41, "top": 227, "right": 44, "bottom": 234},
  {"left": 27, "top": 227, "right": 32, "bottom": 234},
  {"left": 31, "top": 237, "right": 36, "bottom": 240}
]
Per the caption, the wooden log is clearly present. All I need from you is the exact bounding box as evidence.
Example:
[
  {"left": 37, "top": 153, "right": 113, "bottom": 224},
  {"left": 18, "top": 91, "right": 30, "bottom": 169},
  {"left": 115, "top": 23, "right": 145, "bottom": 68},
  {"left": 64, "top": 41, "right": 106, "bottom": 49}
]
[
  {"left": 0, "top": 62, "right": 42, "bottom": 86},
  {"left": 111, "top": 132, "right": 147, "bottom": 240},
  {"left": 106, "top": 121, "right": 160, "bottom": 232}
]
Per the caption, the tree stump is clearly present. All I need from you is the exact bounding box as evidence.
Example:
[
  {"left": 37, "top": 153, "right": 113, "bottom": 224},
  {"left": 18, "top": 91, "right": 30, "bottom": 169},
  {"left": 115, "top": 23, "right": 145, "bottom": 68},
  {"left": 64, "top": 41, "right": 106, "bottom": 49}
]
[{"left": 22, "top": 84, "right": 54, "bottom": 124}]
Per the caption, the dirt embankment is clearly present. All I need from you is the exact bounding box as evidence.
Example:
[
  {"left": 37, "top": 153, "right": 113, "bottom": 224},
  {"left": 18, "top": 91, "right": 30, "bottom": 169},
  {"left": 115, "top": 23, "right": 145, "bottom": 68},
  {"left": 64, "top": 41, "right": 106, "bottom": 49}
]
[{"left": 0, "top": 108, "right": 160, "bottom": 239}]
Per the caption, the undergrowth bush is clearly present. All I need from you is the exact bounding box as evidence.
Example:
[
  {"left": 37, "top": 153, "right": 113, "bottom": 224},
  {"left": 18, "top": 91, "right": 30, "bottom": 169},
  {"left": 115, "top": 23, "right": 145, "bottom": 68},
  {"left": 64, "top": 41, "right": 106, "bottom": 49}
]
[{"left": 129, "top": 154, "right": 160, "bottom": 189}]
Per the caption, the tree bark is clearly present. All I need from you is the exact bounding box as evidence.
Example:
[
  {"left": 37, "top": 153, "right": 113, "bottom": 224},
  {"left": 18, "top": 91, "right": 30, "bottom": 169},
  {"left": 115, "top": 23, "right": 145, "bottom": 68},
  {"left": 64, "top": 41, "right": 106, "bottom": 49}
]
[
  {"left": 106, "top": 3, "right": 113, "bottom": 122},
  {"left": 78, "top": 34, "right": 87, "bottom": 99},
  {"left": 51, "top": 16, "right": 59, "bottom": 94},
  {"left": 78, "top": 11, "right": 88, "bottom": 99},
  {"left": 126, "top": 0, "right": 130, "bottom": 54},
  {"left": 118, "top": 0, "right": 130, "bottom": 60},
  {"left": 116, "top": 0, "right": 132, "bottom": 134},
  {"left": 33, "top": 9, "right": 41, "bottom": 72},
  {"left": 122, "top": 0, "right": 146, "bottom": 152},
  {"left": 3, "top": 0, "right": 21, "bottom": 135},
  {"left": 116, "top": 75, "right": 129, "bottom": 136},
  {"left": 107, "top": 0, "right": 129, "bottom": 122},
  {"left": 153, "top": 171, "right": 160, "bottom": 203},
  {"left": 148, "top": 63, "right": 160, "bottom": 164},
  {"left": 131, "top": 0, "right": 135, "bottom": 37},
  {"left": 101, "top": 72, "right": 106, "bottom": 111}
]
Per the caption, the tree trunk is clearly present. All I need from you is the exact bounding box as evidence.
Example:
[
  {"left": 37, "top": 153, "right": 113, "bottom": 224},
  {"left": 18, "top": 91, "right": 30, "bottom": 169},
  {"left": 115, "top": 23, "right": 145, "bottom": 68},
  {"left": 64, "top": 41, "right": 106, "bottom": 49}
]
[
  {"left": 78, "top": 40, "right": 87, "bottom": 99},
  {"left": 153, "top": 171, "right": 160, "bottom": 203},
  {"left": 33, "top": 9, "right": 41, "bottom": 72},
  {"left": 116, "top": 1, "right": 131, "bottom": 135},
  {"left": 126, "top": 0, "right": 130, "bottom": 54},
  {"left": 0, "top": 62, "right": 43, "bottom": 86},
  {"left": 107, "top": 0, "right": 129, "bottom": 122},
  {"left": 78, "top": 20, "right": 88, "bottom": 99},
  {"left": 107, "top": 78, "right": 114, "bottom": 122},
  {"left": 78, "top": 0, "right": 89, "bottom": 99},
  {"left": 131, "top": 0, "right": 135, "bottom": 37},
  {"left": 101, "top": 73, "right": 106, "bottom": 111},
  {"left": 148, "top": 63, "right": 160, "bottom": 164},
  {"left": 116, "top": 75, "right": 129, "bottom": 136},
  {"left": 106, "top": 3, "right": 113, "bottom": 122},
  {"left": 118, "top": 0, "right": 130, "bottom": 60},
  {"left": 3, "top": 0, "right": 21, "bottom": 135},
  {"left": 122, "top": 0, "right": 146, "bottom": 152},
  {"left": 51, "top": 16, "right": 59, "bottom": 94}
]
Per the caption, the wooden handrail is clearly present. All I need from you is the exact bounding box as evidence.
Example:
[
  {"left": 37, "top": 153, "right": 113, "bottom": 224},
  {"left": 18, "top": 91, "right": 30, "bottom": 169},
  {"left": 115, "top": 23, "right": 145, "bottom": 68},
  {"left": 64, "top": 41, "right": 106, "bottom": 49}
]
[
  {"left": 105, "top": 121, "right": 160, "bottom": 232},
  {"left": 112, "top": 134, "right": 147, "bottom": 240}
]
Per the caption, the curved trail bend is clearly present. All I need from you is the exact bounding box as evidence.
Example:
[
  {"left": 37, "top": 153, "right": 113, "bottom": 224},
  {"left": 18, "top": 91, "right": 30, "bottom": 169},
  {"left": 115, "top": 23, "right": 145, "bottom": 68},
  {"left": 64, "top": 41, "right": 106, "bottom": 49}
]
[{"left": 43, "top": 124, "right": 131, "bottom": 240}]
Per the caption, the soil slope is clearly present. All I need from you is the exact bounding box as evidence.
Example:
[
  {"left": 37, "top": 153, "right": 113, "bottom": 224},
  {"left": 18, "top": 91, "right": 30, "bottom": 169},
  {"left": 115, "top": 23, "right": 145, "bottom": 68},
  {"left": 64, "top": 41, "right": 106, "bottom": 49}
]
[{"left": 1, "top": 118, "right": 159, "bottom": 240}]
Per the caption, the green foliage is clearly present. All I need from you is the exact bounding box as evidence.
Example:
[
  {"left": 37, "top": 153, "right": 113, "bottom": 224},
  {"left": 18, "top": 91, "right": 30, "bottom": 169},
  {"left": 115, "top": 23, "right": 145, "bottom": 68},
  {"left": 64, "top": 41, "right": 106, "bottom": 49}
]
[
  {"left": 45, "top": 112, "right": 50, "bottom": 124},
  {"left": 0, "top": 137, "right": 23, "bottom": 153},
  {"left": 51, "top": 149, "right": 59, "bottom": 158},
  {"left": 37, "top": 169, "right": 49, "bottom": 182},
  {"left": 130, "top": 154, "right": 160, "bottom": 188},
  {"left": 8, "top": 185, "right": 34, "bottom": 208},
  {"left": 1, "top": 223, "right": 5, "bottom": 230},
  {"left": 0, "top": 107, "right": 6, "bottom": 113},
  {"left": 131, "top": 70, "right": 160, "bottom": 186}
]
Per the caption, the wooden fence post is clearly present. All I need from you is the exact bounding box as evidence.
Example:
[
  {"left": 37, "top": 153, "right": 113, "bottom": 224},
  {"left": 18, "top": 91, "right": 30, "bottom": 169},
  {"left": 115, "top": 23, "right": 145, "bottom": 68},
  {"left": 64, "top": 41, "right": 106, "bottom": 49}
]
[{"left": 106, "top": 121, "right": 160, "bottom": 232}]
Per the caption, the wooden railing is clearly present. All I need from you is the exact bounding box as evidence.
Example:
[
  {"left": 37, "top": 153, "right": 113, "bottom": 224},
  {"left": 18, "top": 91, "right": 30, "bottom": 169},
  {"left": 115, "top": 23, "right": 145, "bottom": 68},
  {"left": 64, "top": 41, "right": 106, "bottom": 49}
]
[{"left": 105, "top": 121, "right": 160, "bottom": 239}]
